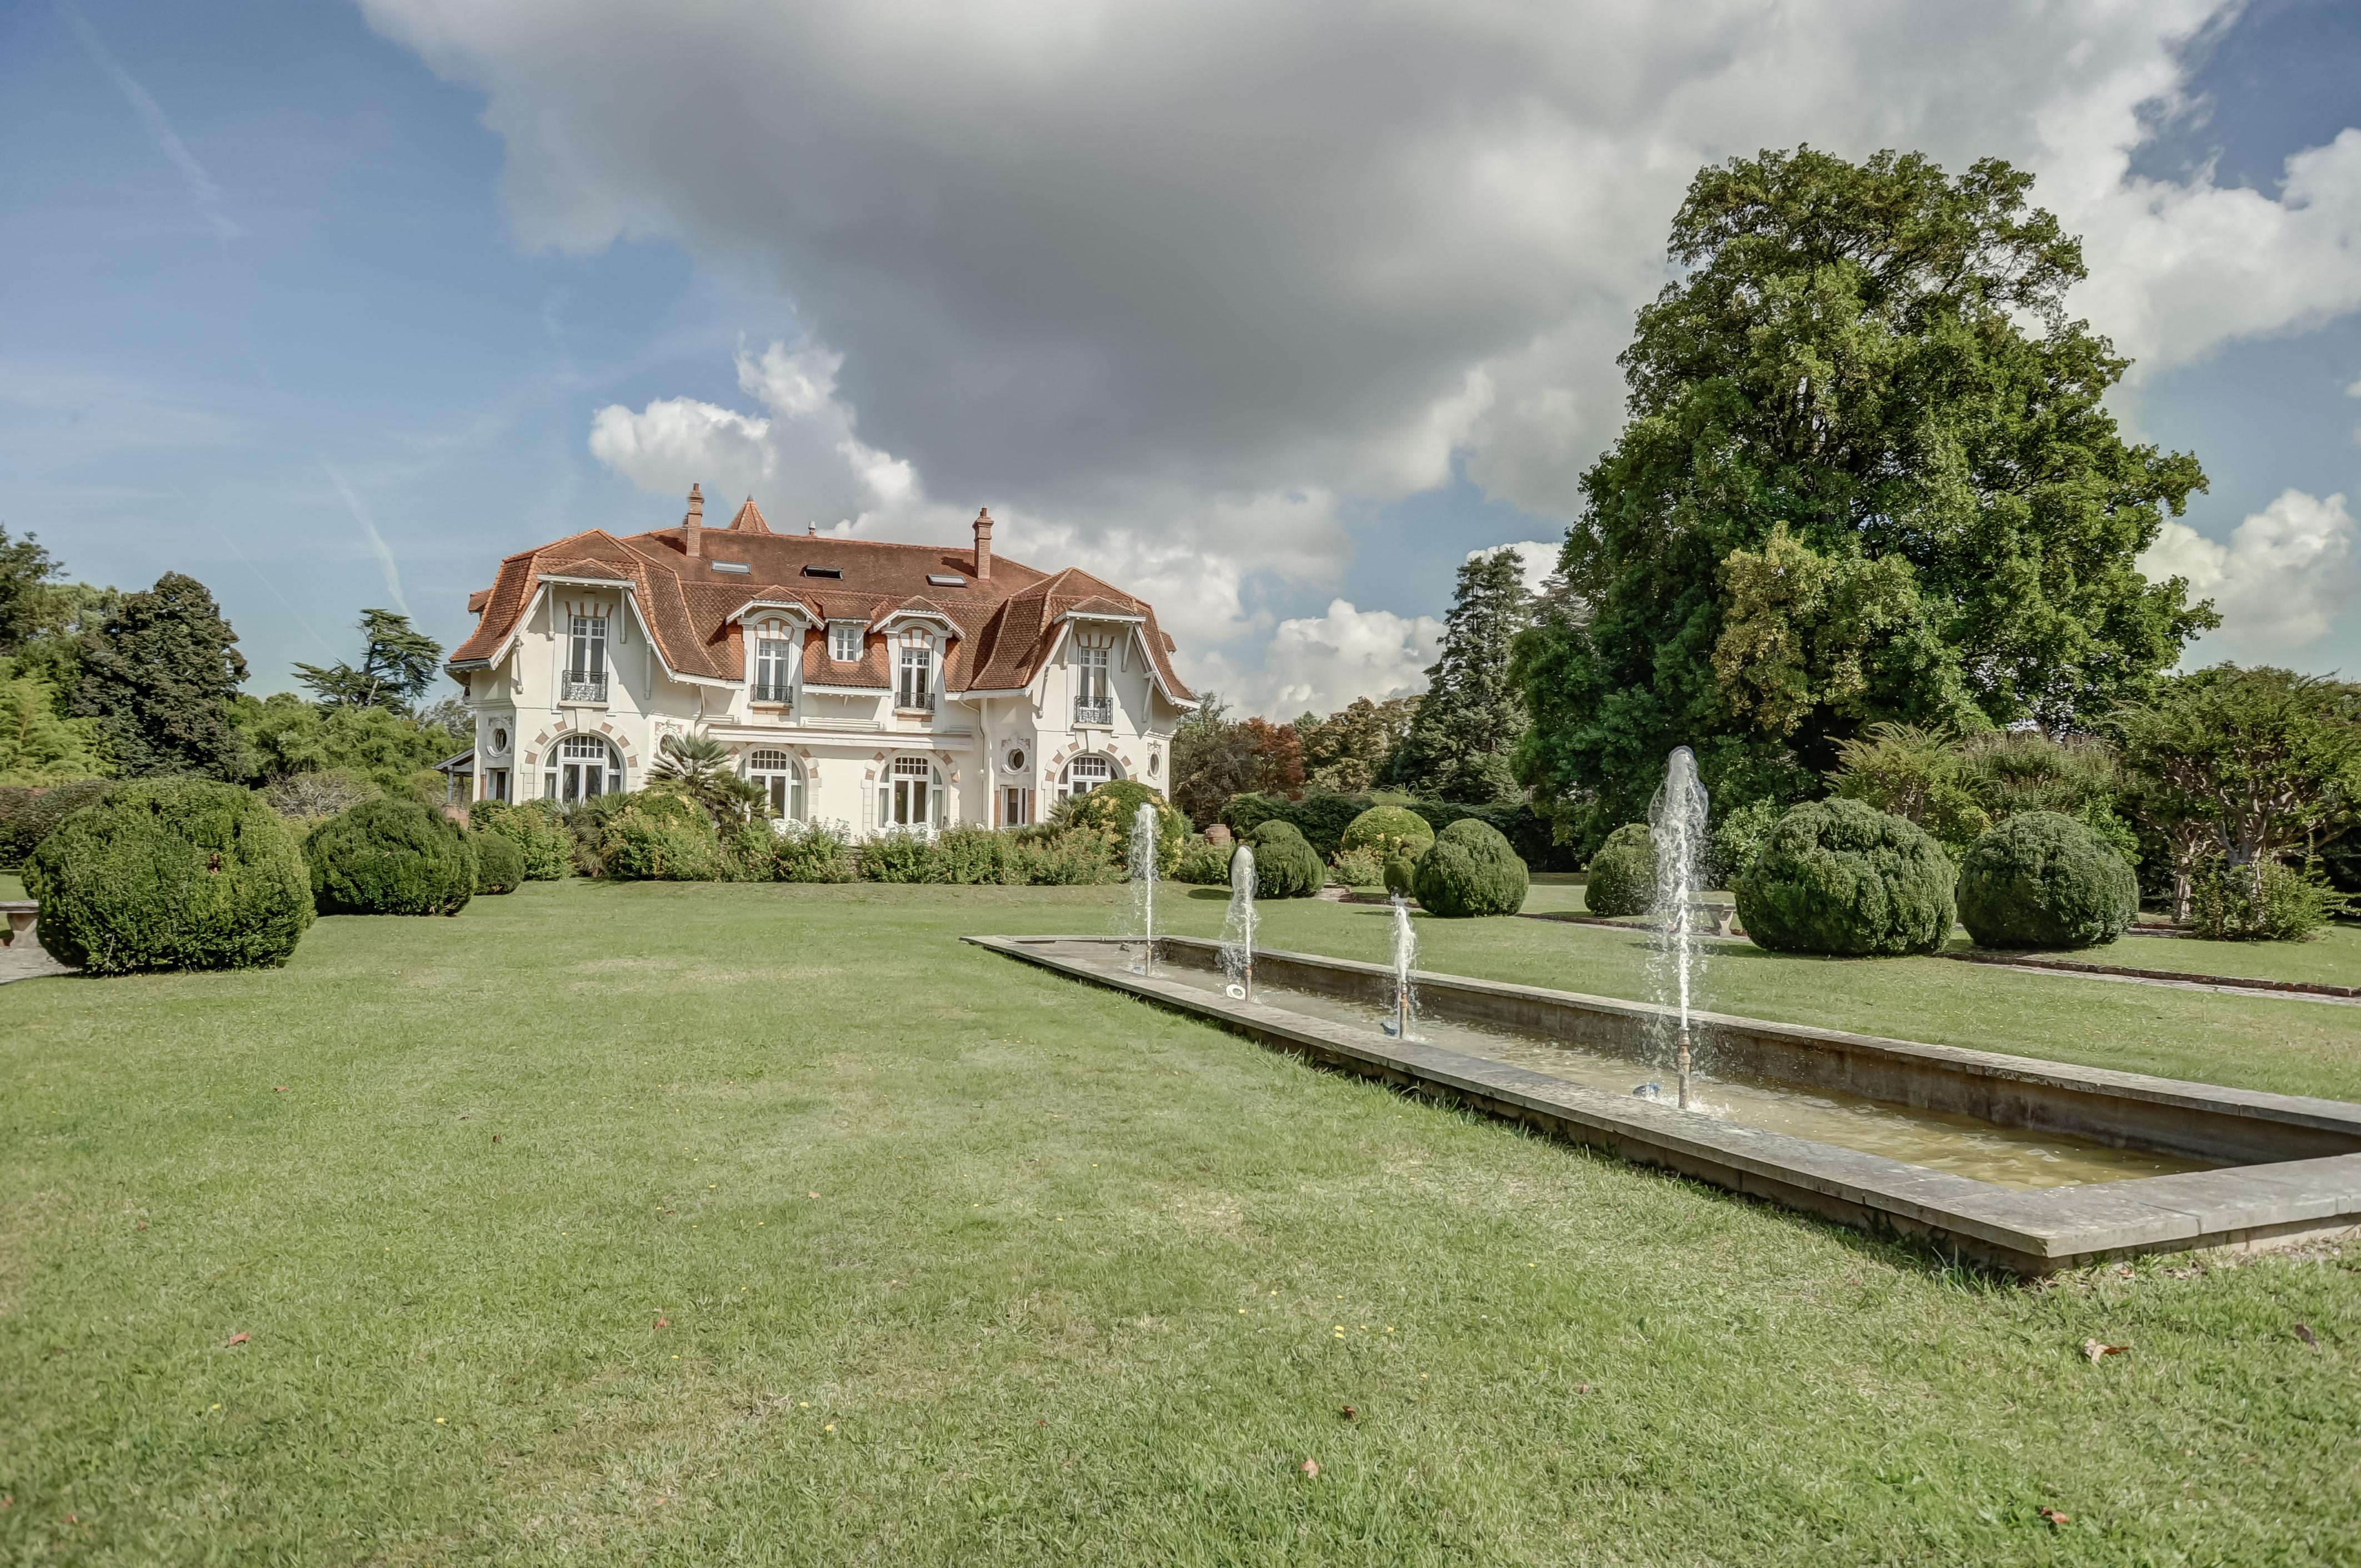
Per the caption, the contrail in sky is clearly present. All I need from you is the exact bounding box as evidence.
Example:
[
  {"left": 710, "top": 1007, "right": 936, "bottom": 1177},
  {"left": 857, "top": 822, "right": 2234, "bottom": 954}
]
[
  {"left": 322, "top": 461, "right": 411, "bottom": 618},
  {"left": 59, "top": 2, "right": 238, "bottom": 241}
]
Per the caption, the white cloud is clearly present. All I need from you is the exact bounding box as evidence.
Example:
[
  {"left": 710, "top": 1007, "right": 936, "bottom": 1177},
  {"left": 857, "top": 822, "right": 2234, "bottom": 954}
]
[
  {"left": 1468, "top": 540, "right": 1562, "bottom": 599},
  {"left": 363, "top": 0, "right": 2361, "bottom": 697},
  {"left": 2140, "top": 489, "right": 2358, "bottom": 658},
  {"left": 1196, "top": 599, "right": 1442, "bottom": 718},
  {"left": 321, "top": 461, "right": 409, "bottom": 617}
]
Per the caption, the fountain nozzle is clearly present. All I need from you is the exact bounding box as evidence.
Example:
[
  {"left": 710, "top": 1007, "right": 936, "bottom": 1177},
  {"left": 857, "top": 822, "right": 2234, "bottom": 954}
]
[{"left": 1675, "top": 1031, "right": 1693, "bottom": 1111}]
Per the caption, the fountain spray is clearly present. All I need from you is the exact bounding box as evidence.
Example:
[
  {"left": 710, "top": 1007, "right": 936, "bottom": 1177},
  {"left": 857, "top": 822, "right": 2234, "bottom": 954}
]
[
  {"left": 1131, "top": 802, "right": 1159, "bottom": 975},
  {"left": 1383, "top": 894, "right": 1417, "bottom": 1040},
  {"left": 1649, "top": 746, "right": 1710, "bottom": 1111},
  {"left": 1222, "top": 844, "right": 1258, "bottom": 1001}
]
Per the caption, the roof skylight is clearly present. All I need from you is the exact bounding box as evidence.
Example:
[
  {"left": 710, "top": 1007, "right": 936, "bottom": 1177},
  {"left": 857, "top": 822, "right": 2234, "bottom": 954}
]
[
  {"left": 802, "top": 565, "right": 843, "bottom": 578},
  {"left": 709, "top": 560, "right": 752, "bottom": 574},
  {"left": 926, "top": 573, "right": 967, "bottom": 587}
]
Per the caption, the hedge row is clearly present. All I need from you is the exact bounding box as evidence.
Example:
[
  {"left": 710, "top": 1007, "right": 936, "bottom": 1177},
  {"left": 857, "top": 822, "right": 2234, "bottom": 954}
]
[{"left": 1219, "top": 791, "right": 1573, "bottom": 869}]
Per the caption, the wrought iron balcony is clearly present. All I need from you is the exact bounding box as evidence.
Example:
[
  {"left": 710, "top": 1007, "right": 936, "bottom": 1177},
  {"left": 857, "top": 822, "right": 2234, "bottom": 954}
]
[
  {"left": 562, "top": 672, "right": 608, "bottom": 703},
  {"left": 1073, "top": 698, "right": 1113, "bottom": 726},
  {"left": 897, "top": 689, "right": 936, "bottom": 713},
  {"left": 749, "top": 681, "right": 793, "bottom": 705}
]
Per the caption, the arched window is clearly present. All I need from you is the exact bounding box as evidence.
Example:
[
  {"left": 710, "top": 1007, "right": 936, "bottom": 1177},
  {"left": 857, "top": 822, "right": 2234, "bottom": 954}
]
[
  {"left": 546, "top": 733, "right": 622, "bottom": 802},
  {"left": 746, "top": 747, "right": 806, "bottom": 822},
  {"left": 878, "top": 755, "right": 943, "bottom": 831},
  {"left": 1060, "top": 754, "right": 1118, "bottom": 800}
]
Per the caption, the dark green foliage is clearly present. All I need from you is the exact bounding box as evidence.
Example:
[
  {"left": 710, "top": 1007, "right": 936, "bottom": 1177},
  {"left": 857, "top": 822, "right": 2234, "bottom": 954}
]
[
  {"left": 24, "top": 779, "right": 312, "bottom": 973},
  {"left": 858, "top": 830, "right": 942, "bottom": 884},
  {"left": 1584, "top": 824, "right": 1655, "bottom": 917},
  {"left": 1068, "top": 779, "right": 1189, "bottom": 876},
  {"left": 305, "top": 798, "right": 477, "bottom": 915},
  {"left": 471, "top": 830, "right": 524, "bottom": 895},
  {"left": 293, "top": 609, "right": 444, "bottom": 713},
  {"left": 933, "top": 824, "right": 1022, "bottom": 885},
  {"left": 1737, "top": 799, "right": 1955, "bottom": 956},
  {"left": 467, "top": 799, "right": 571, "bottom": 880},
  {"left": 2189, "top": 862, "right": 2350, "bottom": 943},
  {"left": 1329, "top": 846, "right": 1384, "bottom": 888},
  {"left": 73, "top": 572, "right": 250, "bottom": 780},
  {"left": 1243, "top": 820, "right": 1324, "bottom": 898},
  {"left": 1956, "top": 811, "right": 2136, "bottom": 949},
  {"left": 1009, "top": 828, "right": 1122, "bottom": 885},
  {"left": 1382, "top": 853, "right": 1417, "bottom": 897},
  {"left": 1338, "top": 805, "right": 1433, "bottom": 860},
  {"left": 1412, "top": 818, "right": 1529, "bottom": 918},
  {"left": 1172, "top": 840, "right": 1233, "bottom": 886},
  {"left": 1514, "top": 147, "right": 2213, "bottom": 845},
  {"left": 771, "top": 821, "right": 858, "bottom": 883},
  {"left": 1220, "top": 790, "right": 1572, "bottom": 869},
  {"left": 1383, "top": 552, "right": 1530, "bottom": 803},
  {"left": 1709, "top": 798, "right": 1782, "bottom": 888},
  {"left": 593, "top": 792, "right": 725, "bottom": 882},
  {"left": 0, "top": 779, "right": 114, "bottom": 867}
]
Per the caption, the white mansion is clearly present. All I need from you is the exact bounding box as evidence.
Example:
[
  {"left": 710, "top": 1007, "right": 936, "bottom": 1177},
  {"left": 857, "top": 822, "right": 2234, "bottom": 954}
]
[{"left": 444, "top": 489, "right": 1196, "bottom": 833}]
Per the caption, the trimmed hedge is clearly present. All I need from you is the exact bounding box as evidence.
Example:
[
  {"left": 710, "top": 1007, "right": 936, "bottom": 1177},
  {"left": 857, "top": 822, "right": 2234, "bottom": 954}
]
[
  {"left": 1243, "top": 819, "right": 1324, "bottom": 898},
  {"left": 472, "top": 830, "right": 525, "bottom": 895},
  {"left": 306, "top": 798, "right": 477, "bottom": 915},
  {"left": 1, "top": 779, "right": 115, "bottom": 868},
  {"left": 1412, "top": 817, "right": 1528, "bottom": 917},
  {"left": 1339, "top": 805, "right": 1434, "bottom": 861},
  {"left": 1735, "top": 799, "right": 1954, "bottom": 956},
  {"left": 1956, "top": 811, "right": 2136, "bottom": 950},
  {"left": 467, "top": 798, "right": 571, "bottom": 880},
  {"left": 1173, "top": 840, "right": 1233, "bottom": 886},
  {"left": 594, "top": 792, "right": 726, "bottom": 882},
  {"left": 1068, "top": 780, "right": 1189, "bottom": 876},
  {"left": 1584, "top": 823, "right": 1654, "bottom": 917},
  {"left": 1221, "top": 791, "right": 1573, "bottom": 869},
  {"left": 772, "top": 820, "right": 858, "bottom": 883},
  {"left": 26, "top": 779, "right": 312, "bottom": 973},
  {"left": 1382, "top": 853, "right": 1417, "bottom": 897}
]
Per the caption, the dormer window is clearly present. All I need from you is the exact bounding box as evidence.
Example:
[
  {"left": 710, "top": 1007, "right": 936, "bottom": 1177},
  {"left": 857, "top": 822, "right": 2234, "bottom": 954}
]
[
  {"left": 897, "top": 647, "right": 933, "bottom": 711},
  {"left": 828, "top": 623, "right": 861, "bottom": 663}
]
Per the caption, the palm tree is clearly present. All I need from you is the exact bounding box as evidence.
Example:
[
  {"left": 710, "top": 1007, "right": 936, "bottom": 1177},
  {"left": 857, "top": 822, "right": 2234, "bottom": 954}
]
[{"left": 649, "top": 733, "right": 766, "bottom": 825}]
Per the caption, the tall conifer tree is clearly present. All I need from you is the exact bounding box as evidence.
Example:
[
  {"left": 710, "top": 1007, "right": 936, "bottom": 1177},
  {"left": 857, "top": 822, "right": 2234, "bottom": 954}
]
[
  {"left": 1386, "top": 550, "right": 1532, "bottom": 803},
  {"left": 74, "top": 572, "right": 249, "bottom": 779}
]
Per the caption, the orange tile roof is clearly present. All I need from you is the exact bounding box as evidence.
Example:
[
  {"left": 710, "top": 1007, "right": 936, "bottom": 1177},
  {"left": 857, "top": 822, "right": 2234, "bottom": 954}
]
[{"left": 448, "top": 510, "right": 1195, "bottom": 703}]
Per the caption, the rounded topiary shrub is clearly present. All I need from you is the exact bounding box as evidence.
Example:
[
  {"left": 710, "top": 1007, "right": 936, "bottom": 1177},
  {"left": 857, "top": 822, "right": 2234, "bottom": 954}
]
[
  {"left": 1735, "top": 798, "right": 1954, "bottom": 956},
  {"left": 1584, "top": 823, "right": 1655, "bottom": 917},
  {"left": 25, "top": 779, "right": 313, "bottom": 974},
  {"left": 1382, "top": 852, "right": 1418, "bottom": 898},
  {"left": 1243, "top": 819, "right": 1324, "bottom": 898},
  {"left": 1413, "top": 818, "right": 1529, "bottom": 917},
  {"left": 1339, "top": 805, "right": 1434, "bottom": 862},
  {"left": 468, "top": 799, "right": 571, "bottom": 880},
  {"left": 1069, "top": 780, "right": 1188, "bottom": 877},
  {"left": 307, "top": 798, "right": 478, "bottom": 915},
  {"left": 471, "top": 829, "right": 525, "bottom": 895},
  {"left": 2, "top": 779, "right": 116, "bottom": 868},
  {"left": 1956, "top": 811, "right": 2137, "bottom": 950}
]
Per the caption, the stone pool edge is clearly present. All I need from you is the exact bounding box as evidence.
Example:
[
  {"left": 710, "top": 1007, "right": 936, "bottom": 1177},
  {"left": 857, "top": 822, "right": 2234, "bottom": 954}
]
[{"left": 964, "top": 934, "right": 2361, "bottom": 1276}]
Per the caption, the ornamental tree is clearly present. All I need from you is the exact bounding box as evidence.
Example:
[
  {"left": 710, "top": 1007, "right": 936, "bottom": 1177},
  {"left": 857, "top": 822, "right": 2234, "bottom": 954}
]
[
  {"left": 1386, "top": 550, "right": 1531, "bottom": 803},
  {"left": 1514, "top": 146, "right": 2215, "bottom": 849},
  {"left": 294, "top": 608, "right": 445, "bottom": 713},
  {"left": 74, "top": 572, "right": 249, "bottom": 780}
]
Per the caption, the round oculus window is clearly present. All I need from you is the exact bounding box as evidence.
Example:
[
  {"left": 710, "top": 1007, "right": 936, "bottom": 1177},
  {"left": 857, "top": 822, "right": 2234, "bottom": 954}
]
[
  {"left": 491, "top": 726, "right": 509, "bottom": 754},
  {"left": 1007, "top": 747, "right": 1027, "bottom": 772}
]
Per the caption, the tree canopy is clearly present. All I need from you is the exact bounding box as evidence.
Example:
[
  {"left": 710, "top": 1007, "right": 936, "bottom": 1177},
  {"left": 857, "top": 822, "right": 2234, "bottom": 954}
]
[
  {"left": 1385, "top": 550, "right": 1530, "bottom": 803},
  {"left": 74, "top": 572, "right": 249, "bottom": 780},
  {"left": 1514, "top": 146, "right": 2215, "bottom": 848},
  {"left": 295, "top": 608, "right": 444, "bottom": 712}
]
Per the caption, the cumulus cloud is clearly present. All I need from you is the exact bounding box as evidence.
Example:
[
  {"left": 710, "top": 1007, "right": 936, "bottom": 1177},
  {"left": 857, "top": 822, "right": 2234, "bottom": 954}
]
[
  {"left": 2141, "top": 489, "right": 2358, "bottom": 659},
  {"left": 1197, "top": 599, "right": 1443, "bottom": 719},
  {"left": 363, "top": 0, "right": 2361, "bottom": 702}
]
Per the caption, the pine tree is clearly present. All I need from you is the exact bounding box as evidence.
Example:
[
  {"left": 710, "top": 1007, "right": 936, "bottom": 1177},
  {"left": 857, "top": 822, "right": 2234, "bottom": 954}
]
[
  {"left": 74, "top": 572, "right": 249, "bottom": 779},
  {"left": 295, "top": 609, "right": 445, "bottom": 713},
  {"left": 1385, "top": 552, "right": 1532, "bottom": 803}
]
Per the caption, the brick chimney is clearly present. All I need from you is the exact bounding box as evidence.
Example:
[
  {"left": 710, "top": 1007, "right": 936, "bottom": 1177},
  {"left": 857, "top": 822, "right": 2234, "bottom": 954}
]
[
  {"left": 683, "top": 483, "right": 704, "bottom": 558},
  {"left": 972, "top": 507, "right": 994, "bottom": 581}
]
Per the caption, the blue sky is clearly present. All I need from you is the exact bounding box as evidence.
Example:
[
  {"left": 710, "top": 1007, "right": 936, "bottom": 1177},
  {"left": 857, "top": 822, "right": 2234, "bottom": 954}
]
[{"left": 5, "top": 0, "right": 2358, "bottom": 715}]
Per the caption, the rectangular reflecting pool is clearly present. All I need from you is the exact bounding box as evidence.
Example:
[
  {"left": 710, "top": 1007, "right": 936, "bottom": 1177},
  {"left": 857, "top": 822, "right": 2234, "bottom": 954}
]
[{"left": 968, "top": 934, "right": 2361, "bottom": 1274}]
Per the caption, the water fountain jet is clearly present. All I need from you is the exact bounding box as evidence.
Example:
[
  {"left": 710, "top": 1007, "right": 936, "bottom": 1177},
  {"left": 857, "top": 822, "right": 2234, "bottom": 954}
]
[
  {"left": 1381, "top": 894, "right": 1417, "bottom": 1039},
  {"left": 1129, "top": 802, "right": 1159, "bottom": 975},
  {"left": 1648, "top": 747, "right": 1710, "bottom": 1111},
  {"left": 1220, "top": 844, "right": 1258, "bottom": 1000}
]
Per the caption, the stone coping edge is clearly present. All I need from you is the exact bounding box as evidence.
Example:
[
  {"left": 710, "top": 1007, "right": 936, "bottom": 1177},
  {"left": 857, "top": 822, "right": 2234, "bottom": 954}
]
[
  {"left": 966, "top": 934, "right": 2361, "bottom": 1275},
  {"left": 1940, "top": 948, "right": 2361, "bottom": 1000}
]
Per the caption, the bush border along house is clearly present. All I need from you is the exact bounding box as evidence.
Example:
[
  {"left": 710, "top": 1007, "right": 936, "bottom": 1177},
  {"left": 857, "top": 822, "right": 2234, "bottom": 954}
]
[{"left": 25, "top": 779, "right": 313, "bottom": 974}]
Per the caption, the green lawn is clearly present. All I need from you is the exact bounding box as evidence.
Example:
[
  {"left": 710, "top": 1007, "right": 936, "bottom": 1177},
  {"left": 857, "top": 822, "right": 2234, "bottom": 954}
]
[
  {"left": 2013, "top": 924, "right": 2361, "bottom": 990},
  {"left": 4, "top": 880, "right": 2356, "bottom": 1565}
]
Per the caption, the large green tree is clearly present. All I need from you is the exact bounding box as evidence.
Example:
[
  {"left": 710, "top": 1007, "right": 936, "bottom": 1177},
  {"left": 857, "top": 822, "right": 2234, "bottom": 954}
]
[
  {"left": 1385, "top": 551, "right": 1531, "bottom": 803},
  {"left": 295, "top": 608, "right": 444, "bottom": 713},
  {"left": 1293, "top": 695, "right": 1418, "bottom": 793},
  {"left": 74, "top": 572, "right": 249, "bottom": 779},
  {"left": 1514, "top": 147, "right": 2215, "bottom": 847}
]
